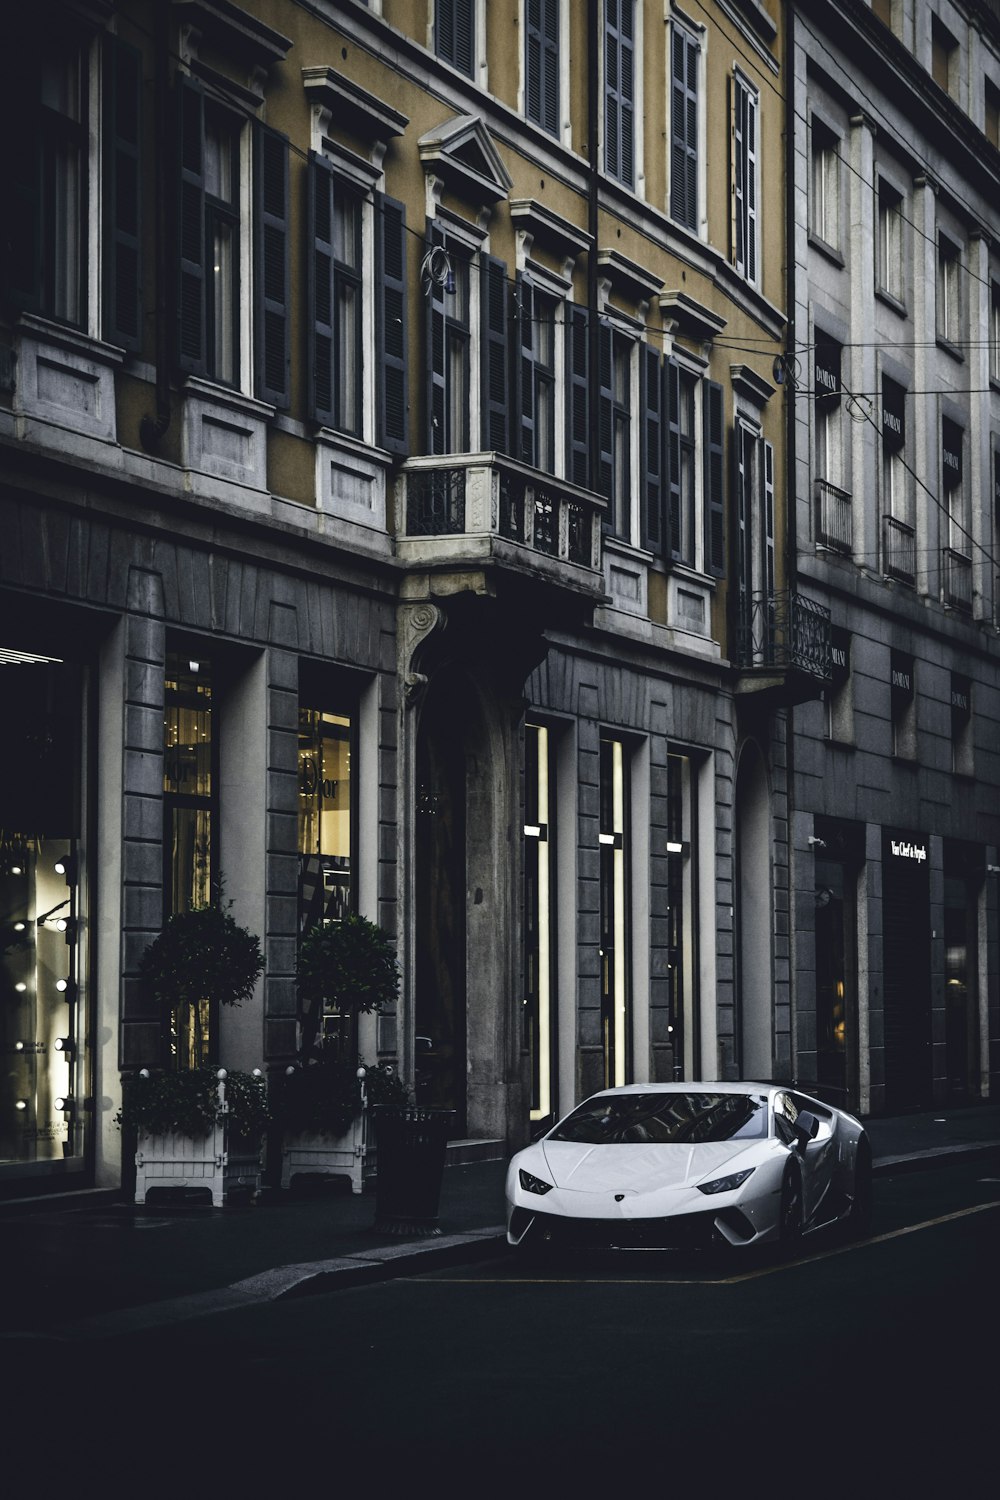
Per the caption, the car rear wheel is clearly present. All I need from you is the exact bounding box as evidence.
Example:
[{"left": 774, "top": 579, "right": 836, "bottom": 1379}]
[
  {"left": 847, "top": 1136, "right": 873, "bottom": 1238},
  {"left": 779, "top": 1161, "right": 803, "bottom": 1245}
]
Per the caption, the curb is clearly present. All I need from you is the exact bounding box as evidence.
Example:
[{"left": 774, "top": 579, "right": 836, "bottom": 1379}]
[{"left": 871, "top": 1140, "right": 1000, "bottom": 1174}]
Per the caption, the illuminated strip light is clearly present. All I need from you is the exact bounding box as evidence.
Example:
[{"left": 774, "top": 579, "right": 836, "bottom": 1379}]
[
  {"left": 612, "top": 740, "right": 627, "bottom": 1088},
  {"left": 0, "top": 648, "right": 64, "bottom": 666},
  {"left": 536, "top": 729, "right": 551, "bottom": 1122}
]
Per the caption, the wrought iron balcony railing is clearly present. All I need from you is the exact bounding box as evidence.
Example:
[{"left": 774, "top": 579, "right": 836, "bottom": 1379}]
[
  {"left": 737, "top": 590, "right": 832, "bottom": 681},
  {"left": 883, "top": 515, "right": 916, "bottom": 584},
  {"left": 943, "top": 547, "right": 972, "bottom": 612},
  {"left": 397, "top": 453, "right": 606, "bottom": 590},
  {"left": 815, "top": 479, "right": 853, "bottom": 554}
]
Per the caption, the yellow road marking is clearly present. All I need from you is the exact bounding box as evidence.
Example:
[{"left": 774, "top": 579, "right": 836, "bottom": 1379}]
[{"left": 411, "top": 1200, "right": 1000, "bottom": 1286}]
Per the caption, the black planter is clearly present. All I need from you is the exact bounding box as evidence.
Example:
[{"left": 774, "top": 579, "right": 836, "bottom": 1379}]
[{"left": 372, "top": 1106, "right": 455, "bottom": 1235}]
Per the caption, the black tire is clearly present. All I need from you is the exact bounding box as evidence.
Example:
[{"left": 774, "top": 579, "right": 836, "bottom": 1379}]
[
  {"left": 779, "top": 1160, "right": 803, "bottom": 1246},
  {"left": 847, "top": 1136, "right": 873, "bottom": 1238}
]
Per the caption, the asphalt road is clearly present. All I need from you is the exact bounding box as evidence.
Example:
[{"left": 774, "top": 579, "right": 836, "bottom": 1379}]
[{"left": 6, "top": 1153, "right": 998, "bottom": 1492}]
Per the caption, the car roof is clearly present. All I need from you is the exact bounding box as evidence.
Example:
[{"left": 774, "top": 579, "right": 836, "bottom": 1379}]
[{"left": 584, "top": 1082, "right": 776, "bottom": 1097}]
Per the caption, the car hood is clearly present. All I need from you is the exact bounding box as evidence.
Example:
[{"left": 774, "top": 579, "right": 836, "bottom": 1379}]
[{"left": 537, "top": 1138, "right": 760, "bottom": 1193}]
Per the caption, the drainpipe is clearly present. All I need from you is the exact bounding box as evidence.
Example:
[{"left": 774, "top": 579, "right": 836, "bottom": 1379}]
[
  {"left": 588, "top": 0, "right": 600, "bottom": 489},
  {"left": 140, "top": 2, "right": 172, "bottom": 450},
  {"left": 784, "top": 4, "right": 800, "bottom": 1080}
]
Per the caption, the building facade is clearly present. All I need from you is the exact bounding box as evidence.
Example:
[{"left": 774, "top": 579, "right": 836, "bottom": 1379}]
[
  {"left": 1, "top": 0, "right": 823, "bottom": 1199},
  {"left": 788, "top": 0, "right": 1000, "bottom": 1116}
]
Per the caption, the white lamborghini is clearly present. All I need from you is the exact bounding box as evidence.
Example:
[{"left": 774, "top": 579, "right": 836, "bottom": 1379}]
[{"left": 506, "top": 1082, "right": 873, "bottom": 1254}]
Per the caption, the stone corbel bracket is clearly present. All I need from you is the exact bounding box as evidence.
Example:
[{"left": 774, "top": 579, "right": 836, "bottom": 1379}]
[{"left": 398, "top": 600, "right": 447, "bottom": 706}]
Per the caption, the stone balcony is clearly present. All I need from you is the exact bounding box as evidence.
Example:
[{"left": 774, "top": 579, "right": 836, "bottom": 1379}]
[{"left": 395, "top": 453, "right": 607, "bottom": 612}]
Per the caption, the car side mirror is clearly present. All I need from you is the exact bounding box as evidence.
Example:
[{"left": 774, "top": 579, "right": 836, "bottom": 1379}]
[{"left": 794, "top": 1110, "right": 821, "bottom": 1145}]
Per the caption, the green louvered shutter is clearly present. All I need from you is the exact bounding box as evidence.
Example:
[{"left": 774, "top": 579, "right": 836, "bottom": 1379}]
[
  {"left": 253, "top": 122, "right": 290, "bottom": 409},
  {"left": 103, "top": 35, "right": 142, "bottom": 351},
  {"left": 376, "top": 192, "right": 409, "bottom": 456},
  {"left": 176, "top": 75, "right": 206, "bottom": 375}
]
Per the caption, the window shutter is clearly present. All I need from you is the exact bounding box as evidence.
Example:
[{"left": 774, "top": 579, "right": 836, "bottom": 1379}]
[
  {"left": 176, "top": 75, "right": 206, "bottom": 375},
  {"left": 253, "top": 123, "right": 290, "bottom": 409},
  {"left": 666, "top": 359, "right": 683, "bottom": 562},
  {"left": 763, "top": 438, "right": 775, "bottom": 598},
  {"left": 566, "top": 303, "right": 590, "bottom": 489},
  {"left": 3, "top": 60, "right": 41, "bottom": 315},
  {"left": 734, "top": 422, "right": 749, "bottom": 600},
  {"left": 640, "top": 344, "right": 664, "bottom": 554},
  {"left": 704, "top": 380, "right": 725, "bottom": 578},
  {"left": 597, "top": 321, "right": 614, "bottom": 528},
  {"left": 670, "top": 29, "right": 698, "bottom": 231},
  {"left": 480, "top": 252, "right": 509, "bottom": 453},
  {"left": 514, "top": 274, "right": 536, "bottom": 464},
  {"left": 425, "top": 221, "right": 447, "bottom": 454},
  {"left": 745, "top": 89, "right": 758, "bottom": 284},
  {"left": 306, "top": 152, "right": 335, "bottom": 427},
  {"left": 526, "top": 0, "right": 560, "bottom": 135},
  {"left": 376, "top": 192, "right": 409, "bottom": 456},
  {"left": 103, "top": 36, "right": 142, "bottom": 351},
  {"left": 438, "top": 0, "right": 475, "bottom": 77},
  {"left": 605, "top": 0, "right": 635, "bottom": 187}
]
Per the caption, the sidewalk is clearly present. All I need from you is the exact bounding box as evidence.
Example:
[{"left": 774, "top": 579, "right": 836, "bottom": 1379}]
[{"left": 1, "top": 1102, "right": 998, "bottom": 1341}]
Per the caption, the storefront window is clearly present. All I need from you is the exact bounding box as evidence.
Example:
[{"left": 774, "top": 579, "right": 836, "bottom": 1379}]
[
  {"left": 298, "top": 706, "right": 354, "bottom": 1047},
  {"left": 524, "top": 723, "right": 553, "bottom": 1122},
  {"left": 599, "top": 735, "right": 630, "bottom": 1088},
  {"left": 666, "top": 752, "right": 697, "bottom": 1080},
  {"left": 1, "top": 652, "right": 85, "bottom": 1171},
  {"left": 163, "top": 653, "right": 215, "bottom": 1066}
]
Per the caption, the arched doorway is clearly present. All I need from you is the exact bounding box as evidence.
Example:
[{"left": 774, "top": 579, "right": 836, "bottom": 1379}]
[{"left": 734, "top": 741, "right": 773, "bottom": 1080}]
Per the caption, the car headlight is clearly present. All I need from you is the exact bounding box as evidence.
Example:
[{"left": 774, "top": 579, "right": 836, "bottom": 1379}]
[
  {"left": 696, "top": 1167, "right": 756, "bottom": 1195},
  {"left": 519, "top": 1168, "right": 553, "bottom": 1195}
]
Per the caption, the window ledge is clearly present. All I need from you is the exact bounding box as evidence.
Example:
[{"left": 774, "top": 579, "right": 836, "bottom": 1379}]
[
  {"left": 935, "top": 335, "right": 965, "bottom": 363},
  {"left": 807, "top": 232, "right": 845, "bottom": 269},
  {"left": 824, "top": 737, "right": 856, "bottom": 752},
  {"left": 14, "top": 317, "right": 125, "bottom": 446},
  {"left": 875, "top": 287, "right": 907, "bottom": 318}
]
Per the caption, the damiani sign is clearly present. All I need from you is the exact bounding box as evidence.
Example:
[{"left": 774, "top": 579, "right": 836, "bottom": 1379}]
[{"left": 890, "top": 839, "right": 927, "bottom": 862}]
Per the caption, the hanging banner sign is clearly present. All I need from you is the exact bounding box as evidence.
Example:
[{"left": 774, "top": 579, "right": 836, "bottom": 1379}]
[
  {"left": 942, "top": 419, "right": 963, "bottom": 484},
  {"left": 882, "top": 377, "right": 905, "bottom": 449},
  {"left": 814, "top": 340, "right": 842, "bottom": 402},
  {"left": 888, "top": 836, "right": 927, "bottom": 863}
]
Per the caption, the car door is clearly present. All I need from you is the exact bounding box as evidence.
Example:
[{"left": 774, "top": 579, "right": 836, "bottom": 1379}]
[{"left": 790, "top": 1091, "right": 837, "bottom": 1224}]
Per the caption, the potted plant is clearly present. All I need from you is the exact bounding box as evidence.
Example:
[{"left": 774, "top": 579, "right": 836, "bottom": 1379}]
[
  {"left": 120, "top": 894, "right": 267, "bottom": 1203},
  {"left": 274, "top": 914, "right": 403, "bottom": 1193},
  {"left": 117, "top": 1066, "right": 269, "bottom": 1207}
]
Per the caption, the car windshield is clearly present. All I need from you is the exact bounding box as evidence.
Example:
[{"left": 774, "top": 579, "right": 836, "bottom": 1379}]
[{"left": 549, "top": 1092, "right": 769, "bottom": 1145}]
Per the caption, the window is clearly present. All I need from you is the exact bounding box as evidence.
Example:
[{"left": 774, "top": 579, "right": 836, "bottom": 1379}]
[
  {"left": 937, "top": 235, "right": 961, "bottom": 345},
  {"left": 514, "top": 278, "right": 558, "bottom": 473},
  {"left": 436, "top": 0, "right": 475, "bottom": 77},
  {"left": 734, "top": 418, "right": 774, "bottom": 624},
  {"left": 298, "top": 701, "right": 356, "bottom": 1051},
  {"left": 673, "top": 369, "right": 697, "bottom": 564},
  {"left": 163, "top": 653, "right": 216, "bottom": 1066},
  {"left": 810, "top": 122, "right": 840, "bottom": 250},
  {"left": 599, "top": 735, "right": 630, "bottom": 1089},
  {"left": 669, "top": 24, "right": 699, "bottom": 231},
  {"left": 986, "top": 79, "right": 1000, "bottom": 149},
  {"left": 1, "top": 653, "right": 86, "bottom": 1173},
  {"left": 3, "top": 24, "right": 142, "bottom": 350},
  {"left": 604, "top": 0, "right": 635, "bottom": 188},
  {"left": 931, "top": 15, "right": 958, "bottom": 96},
  {"left": 941, "top": 419, "right": 971, "bottom": 609},
  {"left": 666, "top": 751, "right": 698, "bottom": 1079},
  {"left": 890, "top": 650, "right": 916, "bottom": 759},
  {"left": 877, "top": 181, "right": 904, "bottom": 304},
  {"left": 425, "top": 231, "right": 472, "bottom": 455},
  {"left": 872, "top": 0, "right": 894, "bottom": 27},
  {"left": 177, "top": 77, "right": 290, "bottom": 406},
  {"left": 732, "top": 74, "right": 759, "bottom": 285},
  {"left": 524, "top": 723, "right": 555, "bottom": 1121},
  {"left": 308, "top": 156, "right": 408, "bottom": 454},
  {"left": 641, "top": 354, "right": 724, "bottom": 575},
  {"left": 881, "top": 376, "right": 912, "bottom": 580},
  {"left": 597, "top": 324, "right": 633, "bottom": 537},
  {"left": 525, "top": 0, "right": 559, "bottom": 136},
  {"left": 814, "top": 339, "right": 843, "bottom": 488}
]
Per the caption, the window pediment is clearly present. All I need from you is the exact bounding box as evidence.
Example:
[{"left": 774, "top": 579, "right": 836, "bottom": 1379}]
[
  {"left": 596, "top": 249, "right": 663, "bottom": 306},
  {"left": 418, "top": 115, "right": 513, "bottom": 206},
  {"left": 510, "top": 200, "right": 592, "bottom": 265},
  {"left": 302, "top": 67, "right": 408, "bottom": 144},
  {"left": 659, "top": 291, "right": 727, "bottom": 344}
]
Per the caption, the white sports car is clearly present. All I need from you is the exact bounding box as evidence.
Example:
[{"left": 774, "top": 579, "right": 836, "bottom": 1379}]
[{"left": 506, "top": 1082, "right": 872, "bottom": 1254}]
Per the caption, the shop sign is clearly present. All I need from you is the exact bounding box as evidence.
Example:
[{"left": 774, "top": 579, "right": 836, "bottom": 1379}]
[
  {"left": 942, "top": 419, "right": 963, "bottom": 485},
  {"left": 951, "top": 684, "right": 969, "bottom": 714},
  {"left": 888, "top": 837, "right": 927, "bottom": 863},
  {"left": 299, "top": 756, "right": 339, "bottom": 802},
  {"left": 815, "top": 341, "right": 841, "bottom": 402},
  {"left": 882, "top": 377, "right": 905, "bottom": 449},
  {"left": 890, "top": 652, "right": 913, "bottom": 697}
]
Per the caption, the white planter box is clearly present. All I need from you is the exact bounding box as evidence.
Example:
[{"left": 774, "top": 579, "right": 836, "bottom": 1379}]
[
  {"left": 280, "top": 1110, "right": 369, "bottom": 1194},
  {"left": 135, "top": 1119, "right": 228, "bottom": 1207}
]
